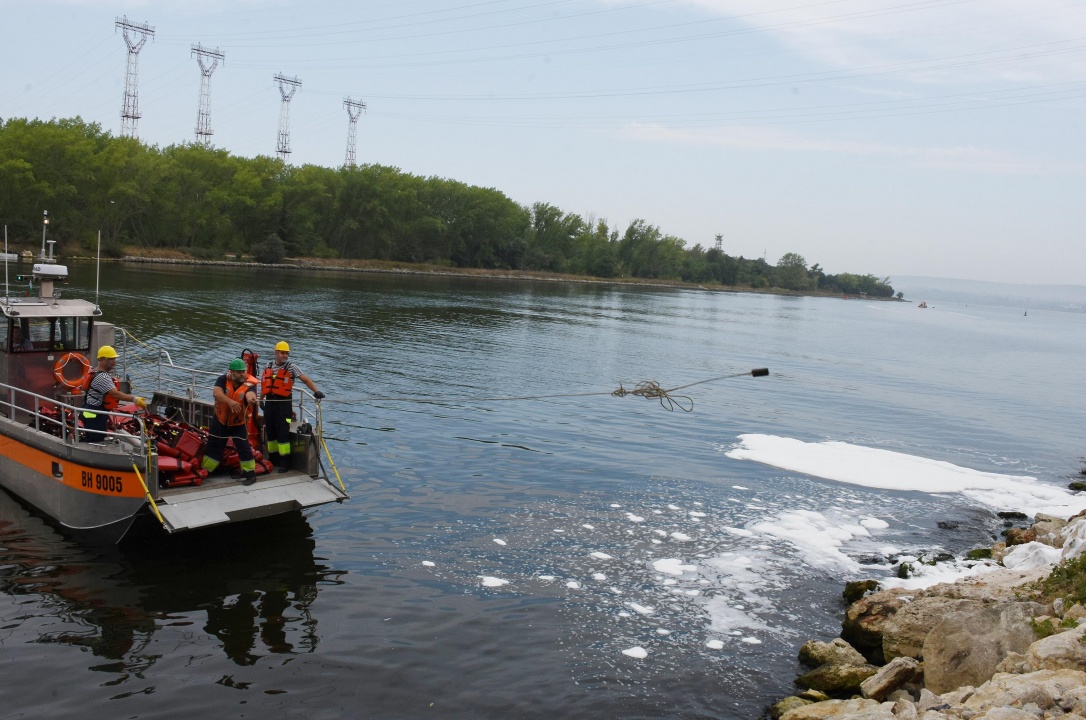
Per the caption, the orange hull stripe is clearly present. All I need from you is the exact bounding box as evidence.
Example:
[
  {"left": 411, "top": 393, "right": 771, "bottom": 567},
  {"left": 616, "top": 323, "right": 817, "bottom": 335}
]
[{"left": 0, "top": 435, "right": 145, "bottom": 499}]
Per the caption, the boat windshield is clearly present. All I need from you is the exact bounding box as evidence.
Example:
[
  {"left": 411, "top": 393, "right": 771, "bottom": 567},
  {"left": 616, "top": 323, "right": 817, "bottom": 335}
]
[{"left": 4, "top": 317, "right": 91, "bottom": 352}]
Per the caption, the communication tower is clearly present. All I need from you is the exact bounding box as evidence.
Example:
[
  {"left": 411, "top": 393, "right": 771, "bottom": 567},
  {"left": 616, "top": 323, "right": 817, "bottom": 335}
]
[
  {"left": 274, "top": 73, "right": 302, "bottom": 161},
  {"left": 115, "top": 16, "right": 155, "bottom": 139},
  {"left": 192, "top": 44, "right": 225, "bottom": 146},
  {"left": 343, "top": 97, "right": 367, "bottom": 168}
]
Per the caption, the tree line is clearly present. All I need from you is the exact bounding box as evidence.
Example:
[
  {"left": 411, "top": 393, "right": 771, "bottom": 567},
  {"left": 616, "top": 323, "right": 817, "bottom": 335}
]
[{"left": 0, "top": 117, "right": 896, "bottom": 298}]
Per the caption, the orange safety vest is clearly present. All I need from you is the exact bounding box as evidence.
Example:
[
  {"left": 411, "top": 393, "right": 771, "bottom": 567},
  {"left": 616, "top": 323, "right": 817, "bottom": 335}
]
[
  {"left": 82, "top": 370, "right": 120, "bottom": 411},
  {"left": 261, "top": 363, "right": 295, "bottom": 397},
  {"left": 215, "top": 375, "right": 257, "bottom": 426}
]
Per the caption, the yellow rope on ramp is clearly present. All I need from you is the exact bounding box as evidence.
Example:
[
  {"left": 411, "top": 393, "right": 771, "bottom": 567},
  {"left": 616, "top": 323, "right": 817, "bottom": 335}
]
[
  {"left": 133, "top": 462, "right": 166, "bottom": 526},
  {"left": 321, "top": 437, "right": 346, "bottom": 492}
]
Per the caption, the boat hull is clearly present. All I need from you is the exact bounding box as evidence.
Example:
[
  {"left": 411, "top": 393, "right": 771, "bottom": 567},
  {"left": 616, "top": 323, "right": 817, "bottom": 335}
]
[{"left": 0, "top": 416, "right": 149, "bottom": 544}]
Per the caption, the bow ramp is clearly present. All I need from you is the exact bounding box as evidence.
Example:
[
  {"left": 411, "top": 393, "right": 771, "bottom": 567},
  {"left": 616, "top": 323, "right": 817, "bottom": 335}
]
[{"left": 156, "top": 472, "right": 347, "bottom": 532}]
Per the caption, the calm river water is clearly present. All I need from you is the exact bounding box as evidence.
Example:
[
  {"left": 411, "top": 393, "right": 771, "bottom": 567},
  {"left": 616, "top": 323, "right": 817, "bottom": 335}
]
[{"left": 2, "top": 262, "right": 1085, "bottom": 719}]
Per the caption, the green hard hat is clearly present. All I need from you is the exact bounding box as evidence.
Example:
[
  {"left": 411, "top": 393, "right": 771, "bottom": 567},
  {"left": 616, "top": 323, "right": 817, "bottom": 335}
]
[{"left": 228, "top": 358, "right": 246, "bottom": 371}]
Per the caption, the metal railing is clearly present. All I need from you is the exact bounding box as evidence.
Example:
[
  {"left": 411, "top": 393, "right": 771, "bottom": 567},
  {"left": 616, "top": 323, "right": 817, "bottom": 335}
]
[
  {"left": 122, "top": 344, "right": 322, "bottom": 432},
  {"left": 0, "top": 380, "right": 151, "bottom": 451}
]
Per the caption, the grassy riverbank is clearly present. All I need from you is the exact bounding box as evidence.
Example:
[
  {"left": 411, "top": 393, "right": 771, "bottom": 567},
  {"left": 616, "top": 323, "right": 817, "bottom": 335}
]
[{"left": 102, "top": 249, "right": 907, "bottom": 302}]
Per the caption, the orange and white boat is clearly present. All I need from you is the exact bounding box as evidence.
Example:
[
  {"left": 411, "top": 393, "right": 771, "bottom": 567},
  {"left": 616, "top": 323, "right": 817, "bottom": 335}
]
[{"left": 0, "top": 258, "right": 348, "bottom": 544}]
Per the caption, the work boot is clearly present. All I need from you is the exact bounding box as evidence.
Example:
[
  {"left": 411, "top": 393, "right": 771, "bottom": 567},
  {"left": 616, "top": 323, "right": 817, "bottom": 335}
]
[
  {"left": 278, "top": 454, "right": 291, "bottom": 474},
  {"left": 241, "top": 471, "right": 256, "bottom": 486}
]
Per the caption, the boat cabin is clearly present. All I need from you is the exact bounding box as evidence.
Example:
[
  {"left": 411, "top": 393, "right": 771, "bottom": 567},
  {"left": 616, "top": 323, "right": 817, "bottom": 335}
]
[{"left": 0, "top": 263, "right": 110, "bottom": 421}]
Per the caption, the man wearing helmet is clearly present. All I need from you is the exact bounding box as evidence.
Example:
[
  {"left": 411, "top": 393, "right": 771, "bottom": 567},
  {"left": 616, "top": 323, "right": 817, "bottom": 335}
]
[
  {"left": 261, "top": 340, "right": 325, "bottom": 473},
  {"left": 202, "top": 358, "right": 260, "bottom": 486},
  {"left": 80, "top": 345, "right": 147, "bottom": 443}
]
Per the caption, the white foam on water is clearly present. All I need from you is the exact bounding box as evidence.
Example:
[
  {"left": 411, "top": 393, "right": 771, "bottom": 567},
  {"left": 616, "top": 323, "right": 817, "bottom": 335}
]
[
  {"left": 751, "top": 509, "right": 871, "bottom": 572},
  {"left": 626, "top": 513, "right": 645, "bottom": 522},
  {"left": 742, "top": 637, "right": 762, "bottom": 645},
  {"left": 1003, "top": 541, "right": 1063, "bottom": 570},
  {"left": 706, "top": 639, "right": 724, "bottom": 650},
  {"left": 725, "top": 527, "right": 754, "bottom": 537},
  {"left": 623, "top": 646, "right": 648, "bottom": 659},
  {"left": 480, "top": 576, "right": 509, "bottom": 587},
  {"left": 670, "top": 532, "right": 693, "bottom": 542},
  {"left": 726, "top": 434, "right": 1086, "bottom": 517},
  {"left": 628, "top": 602, "right": 655, "bottom": 615},
  {"left": 690, "top": 511, "right": 706, "bottom": 518},
  {"left": 879, "top": 558, "right": 999, "bottom": 590},
  {"left": 861, "top": 518, "right": 890, "bottom": 529},
  {"left": 668, "top": 504, "right": 682, "bottom": 510},
  {"left": 653, "top": 558, "right": 697, "bottom": 576}
]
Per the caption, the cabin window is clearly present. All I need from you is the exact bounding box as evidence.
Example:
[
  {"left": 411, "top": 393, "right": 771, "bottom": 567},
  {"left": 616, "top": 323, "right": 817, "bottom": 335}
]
[
  {"left": 3, "top": 317, "right": 91, "bottom": 352},
  {"left": 5, "top": 320, "right": 34, "bottom": 352},
  {"left": 50, "top": 317, "right": 90, "bottom": 351}
]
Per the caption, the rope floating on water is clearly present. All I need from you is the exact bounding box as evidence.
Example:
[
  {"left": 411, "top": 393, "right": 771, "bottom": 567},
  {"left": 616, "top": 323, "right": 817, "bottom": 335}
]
[
  {"left": 337, "top": 368, "right": 771, "bottom": 413},
  {"left": 611, "top": 380, "right": 692, "bottom": 412},
  {"left": 115, "top": 329, "right": 769, "bottom": 413}
]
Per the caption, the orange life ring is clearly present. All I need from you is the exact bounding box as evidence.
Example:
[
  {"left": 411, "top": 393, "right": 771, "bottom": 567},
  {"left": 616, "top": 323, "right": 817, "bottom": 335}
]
[{"left": 53, "top": 352, "right": 91, "bottom": 392}]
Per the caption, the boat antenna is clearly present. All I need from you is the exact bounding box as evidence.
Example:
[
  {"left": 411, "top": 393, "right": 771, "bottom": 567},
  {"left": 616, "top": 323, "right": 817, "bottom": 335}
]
[
  {"left": 95, "top": 229, "right": 101, "bottom": 312},
  {"left": 3, "top": 225, "right": 8, "bottom": 305}
]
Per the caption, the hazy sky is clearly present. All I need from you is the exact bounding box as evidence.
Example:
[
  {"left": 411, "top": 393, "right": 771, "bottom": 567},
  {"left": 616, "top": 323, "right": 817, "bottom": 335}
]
[{"left": 2, "top": 0, "right": 1084, "bottom": 285}]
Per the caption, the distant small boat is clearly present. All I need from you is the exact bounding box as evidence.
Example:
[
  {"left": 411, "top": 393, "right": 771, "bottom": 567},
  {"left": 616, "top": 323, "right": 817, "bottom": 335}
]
[{"left": 918, "top": 302, "right": 928, "bottom": 308}]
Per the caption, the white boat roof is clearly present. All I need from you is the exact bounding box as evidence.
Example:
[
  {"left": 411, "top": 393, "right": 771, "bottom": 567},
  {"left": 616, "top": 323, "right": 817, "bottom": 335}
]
[{"left": 0, "top": 297, "right": 101, "bottom": 319}]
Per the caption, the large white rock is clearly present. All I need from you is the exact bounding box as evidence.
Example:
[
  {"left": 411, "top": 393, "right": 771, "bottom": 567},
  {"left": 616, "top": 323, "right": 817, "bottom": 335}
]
[
  {"left": 963, "top": 670, "right": 1086, "bottom": 712},
  {"left": 1026, "top": 625, "right": 1086, "bottom": 672}
]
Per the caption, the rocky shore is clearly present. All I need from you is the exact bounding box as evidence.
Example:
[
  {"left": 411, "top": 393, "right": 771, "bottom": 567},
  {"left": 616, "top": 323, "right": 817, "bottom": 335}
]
[{"left": 770, "top": 512, "right": 1086, "bottom": 720}]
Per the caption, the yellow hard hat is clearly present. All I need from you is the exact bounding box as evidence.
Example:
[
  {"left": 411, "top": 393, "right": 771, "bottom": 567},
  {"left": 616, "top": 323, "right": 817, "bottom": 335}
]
[
  {"left": 97, "top": 345, "right": 118, "bottom": 359},
  {"left": 275, "top": 341, "right": 291, "bottom": 352}
]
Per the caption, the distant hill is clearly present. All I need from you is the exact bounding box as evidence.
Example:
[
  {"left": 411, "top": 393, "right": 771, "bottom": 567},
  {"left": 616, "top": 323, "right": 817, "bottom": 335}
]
[{"left": 891, "top": 276, "right": 1086, "bottom": 313}]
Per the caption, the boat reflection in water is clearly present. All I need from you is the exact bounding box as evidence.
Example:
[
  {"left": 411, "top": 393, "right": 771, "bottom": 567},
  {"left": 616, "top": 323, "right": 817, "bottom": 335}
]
[{"left": 0, "top": 486, "right": 338, "bottom": 670}]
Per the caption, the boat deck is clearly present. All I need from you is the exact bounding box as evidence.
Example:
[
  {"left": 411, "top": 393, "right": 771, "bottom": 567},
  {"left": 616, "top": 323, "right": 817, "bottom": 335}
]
[{"left": 156, "top": 469, "right": 345, "bottom": 532}]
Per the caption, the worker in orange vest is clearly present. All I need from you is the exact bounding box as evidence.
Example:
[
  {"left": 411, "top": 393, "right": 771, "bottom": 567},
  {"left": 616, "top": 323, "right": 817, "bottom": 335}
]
[{"left": 202, "top": 358, "right": 259, "bottom": 485}]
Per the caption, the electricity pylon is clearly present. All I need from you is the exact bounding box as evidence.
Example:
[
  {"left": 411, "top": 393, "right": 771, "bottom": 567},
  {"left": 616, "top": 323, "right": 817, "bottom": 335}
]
[
  {"left": 192, "top": 44, "right": 224, "bottom": 146},
  {"left": 343, "top": 97, "right": 367, "bottom": 168},
  {"left": 116, "top": 17, "right": 155, "bottom": 138},
  {"left": 274, "top": 73, "right": 302, "bottom": 161}
]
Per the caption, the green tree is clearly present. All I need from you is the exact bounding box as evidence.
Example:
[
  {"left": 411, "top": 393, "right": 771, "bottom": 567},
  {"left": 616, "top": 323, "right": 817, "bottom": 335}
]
[
  {"left": 775, "top": 252, "right": 811, "bottom": 291},
  {"left": 252, "top": 233, "right": 286, "bottom": 263}
]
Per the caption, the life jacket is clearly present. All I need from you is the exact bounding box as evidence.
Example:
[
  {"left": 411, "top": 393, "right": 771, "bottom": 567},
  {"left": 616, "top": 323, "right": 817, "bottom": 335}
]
[
  {"left": 215, "top": 375, "right": 258, "bottom": 426},
  {"left": 82, "top": 370, "right": 120, "bottom": 411},
  {"left": 261, "top": 362, "right": 295, "bottom": 397}
]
